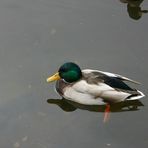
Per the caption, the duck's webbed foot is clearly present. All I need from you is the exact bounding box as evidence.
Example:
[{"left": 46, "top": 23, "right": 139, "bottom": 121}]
[{"left": 103, "top": 104, "right": 111, "bottom": 123}]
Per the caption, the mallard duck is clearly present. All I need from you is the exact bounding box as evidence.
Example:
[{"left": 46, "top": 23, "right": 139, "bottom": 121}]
[{"left": 47, "top": 62, "right": 145, "bottom": 121}]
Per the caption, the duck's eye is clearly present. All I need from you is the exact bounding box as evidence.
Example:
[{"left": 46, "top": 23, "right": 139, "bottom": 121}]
[{"left": 59, "top": 67, "right": 67, "bottom": 73}]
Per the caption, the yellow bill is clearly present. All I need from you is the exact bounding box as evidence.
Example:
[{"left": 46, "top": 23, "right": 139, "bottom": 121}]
[{"left": 46, "top": 72, "right": 61, "bottom": 82}]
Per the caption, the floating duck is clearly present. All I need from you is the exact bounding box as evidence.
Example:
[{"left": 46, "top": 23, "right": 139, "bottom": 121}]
[{"left": 47, "top": 62, "right": 145, "bottom": 122}]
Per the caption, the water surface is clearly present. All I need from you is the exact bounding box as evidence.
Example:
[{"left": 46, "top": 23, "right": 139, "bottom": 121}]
[{"left": 0, "top": 0, "right": 148, "bottom": 147}]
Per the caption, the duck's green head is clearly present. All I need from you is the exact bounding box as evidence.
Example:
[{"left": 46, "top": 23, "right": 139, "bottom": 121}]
[{"left": 47, "top": 62, "right": 82, "bottom": 83}]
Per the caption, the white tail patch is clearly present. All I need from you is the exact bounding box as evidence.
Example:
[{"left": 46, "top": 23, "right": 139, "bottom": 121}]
[{"left": 126, "top": 90, "right": 145, "bottom": 100}]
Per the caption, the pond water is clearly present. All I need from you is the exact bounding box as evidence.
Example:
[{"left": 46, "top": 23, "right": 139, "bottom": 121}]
[{"left": 0, "top": 0, "right": 148, "bottom": 147}]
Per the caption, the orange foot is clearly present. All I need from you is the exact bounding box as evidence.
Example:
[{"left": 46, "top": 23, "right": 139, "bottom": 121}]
[{"left": 103, "top": 104, "right": 110, "bottom": 123}]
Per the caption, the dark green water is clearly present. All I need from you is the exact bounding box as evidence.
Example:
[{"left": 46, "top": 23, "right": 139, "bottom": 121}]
[{"left": 0, "top": 0, "right": 147, "bottom": 147}]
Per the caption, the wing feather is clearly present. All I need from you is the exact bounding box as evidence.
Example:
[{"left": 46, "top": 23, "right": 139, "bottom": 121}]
[
  {"left": 98, "top": 71, "right": 141, "bottom": 84},
  {"left": 82, "top": 69, "right": 141, "bottom": 92},
  {"left": 83, "top": 69, "right": 140, "bottom": 84}
]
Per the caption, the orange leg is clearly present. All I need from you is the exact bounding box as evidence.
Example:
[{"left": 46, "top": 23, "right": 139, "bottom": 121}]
[{"left": 103, "top": 104, "right": 111, "bottom": 123}]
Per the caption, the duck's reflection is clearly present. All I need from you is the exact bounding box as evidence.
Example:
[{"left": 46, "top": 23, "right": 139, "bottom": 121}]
[
  {"left": 120, "top": 0, "right": 148, "bottom": 20},
  {"left": 47, "top": 98, "right": 143, "bottom": 112}
]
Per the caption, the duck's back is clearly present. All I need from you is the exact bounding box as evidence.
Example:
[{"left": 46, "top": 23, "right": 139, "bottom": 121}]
[{"left": 82, "top": 69, "right": 145, "bottom": 101}]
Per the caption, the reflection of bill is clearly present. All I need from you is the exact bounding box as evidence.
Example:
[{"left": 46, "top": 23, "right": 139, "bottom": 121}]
[{"left": 120, "top": 0, "right": 148, "bottom": 20}]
